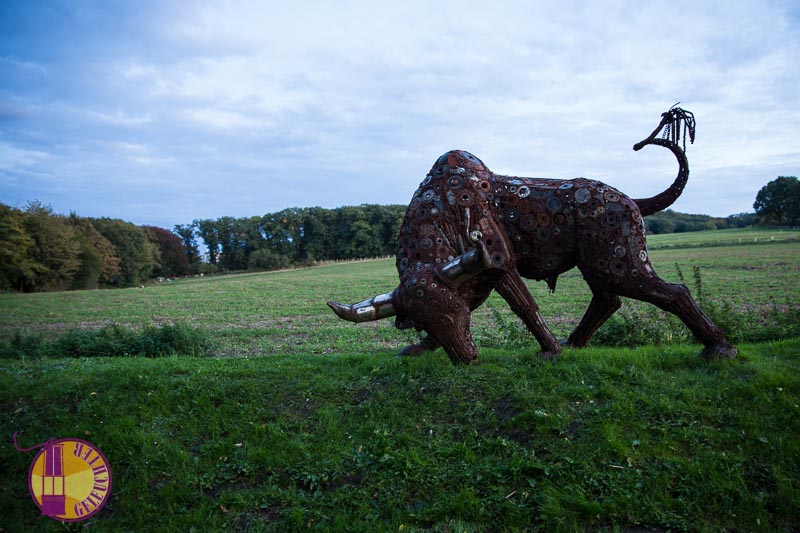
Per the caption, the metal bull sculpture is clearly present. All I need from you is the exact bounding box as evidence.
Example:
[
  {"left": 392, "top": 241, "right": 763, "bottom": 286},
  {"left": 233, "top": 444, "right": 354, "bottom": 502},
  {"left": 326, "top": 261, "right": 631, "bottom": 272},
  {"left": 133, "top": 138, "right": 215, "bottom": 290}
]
[{"left": 328, "top": 106, "right": 739, "bottom": 364}]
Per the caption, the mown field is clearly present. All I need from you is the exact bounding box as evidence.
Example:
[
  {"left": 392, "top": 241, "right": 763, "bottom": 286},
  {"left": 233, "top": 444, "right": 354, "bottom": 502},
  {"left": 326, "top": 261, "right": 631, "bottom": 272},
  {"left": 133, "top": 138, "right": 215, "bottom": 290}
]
[
  {"left": 1, "top": 227, "right": 799, "bottom": 531},
  {"left": 2, "top": 228, "right": 797, "bottom": 354},
  {"left": 645, "top": 226, "right": 798, "bottom": 249}
]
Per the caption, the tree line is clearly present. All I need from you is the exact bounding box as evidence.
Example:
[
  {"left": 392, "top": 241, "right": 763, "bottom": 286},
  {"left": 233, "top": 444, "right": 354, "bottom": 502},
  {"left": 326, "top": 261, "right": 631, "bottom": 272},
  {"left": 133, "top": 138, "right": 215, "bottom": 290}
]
[
  {"left": 2, "top": 176, "right": 796, "bottom": 292},
  {"left": 186, "top": 204, "right": 406, "bottom": 273},
  {"left": 0, "top": 202, "right": 406, "bottom": 292},
  {"left": 644, "top": 210, "right": 756, "bottom": 234},
  {"left": 0, "top": 201, "right": 191, "bottom": 292},
  {"left": 645, "top": 175, "right": 799, "bottom": 232}
]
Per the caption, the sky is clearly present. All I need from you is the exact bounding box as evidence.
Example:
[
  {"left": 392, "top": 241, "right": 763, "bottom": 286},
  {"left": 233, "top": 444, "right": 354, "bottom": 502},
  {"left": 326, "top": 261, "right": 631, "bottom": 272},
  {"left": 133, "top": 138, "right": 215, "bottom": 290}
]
[{"left": 1, "top": 0, "right": 799, "bottom": 231}]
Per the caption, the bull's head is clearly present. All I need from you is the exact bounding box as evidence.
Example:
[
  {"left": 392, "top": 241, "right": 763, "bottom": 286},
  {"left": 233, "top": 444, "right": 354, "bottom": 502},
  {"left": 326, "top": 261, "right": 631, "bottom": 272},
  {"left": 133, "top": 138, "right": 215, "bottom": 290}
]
[{"left": 327, "top": 242, "right": 491, "bottom": 323}]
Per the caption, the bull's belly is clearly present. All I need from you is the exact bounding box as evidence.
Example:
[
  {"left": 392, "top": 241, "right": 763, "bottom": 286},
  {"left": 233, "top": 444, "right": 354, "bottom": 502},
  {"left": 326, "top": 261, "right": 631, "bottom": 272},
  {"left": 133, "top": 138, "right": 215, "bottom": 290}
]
[{"left": 516, "top": 255, "right": 577, "bottom": 282}]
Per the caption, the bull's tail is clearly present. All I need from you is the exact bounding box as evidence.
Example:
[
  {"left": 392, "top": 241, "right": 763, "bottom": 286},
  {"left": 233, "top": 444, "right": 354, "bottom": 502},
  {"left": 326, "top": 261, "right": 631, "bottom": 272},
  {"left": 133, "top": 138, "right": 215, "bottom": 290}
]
[{"left": 632, "top": 105, "right": 695, "bottom": 217}]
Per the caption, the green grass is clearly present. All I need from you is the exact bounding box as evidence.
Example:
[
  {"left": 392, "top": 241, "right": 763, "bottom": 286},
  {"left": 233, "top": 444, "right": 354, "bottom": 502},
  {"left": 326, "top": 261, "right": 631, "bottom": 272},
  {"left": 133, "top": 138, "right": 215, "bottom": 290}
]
[
  {"left": 645, "top": 226, "right": 799, "bottom": 249},
  {"left": 1, "top": 229, "right": 799, "bottom": 531},
  {"left": 0, "top": 322, "right": 212, "bottom": 359},
  {"left": 1, "top": 236, "right": 798, "bottom": 354},
  {"left": 2, "top": 342, "right": 799, "bottom": 531}
]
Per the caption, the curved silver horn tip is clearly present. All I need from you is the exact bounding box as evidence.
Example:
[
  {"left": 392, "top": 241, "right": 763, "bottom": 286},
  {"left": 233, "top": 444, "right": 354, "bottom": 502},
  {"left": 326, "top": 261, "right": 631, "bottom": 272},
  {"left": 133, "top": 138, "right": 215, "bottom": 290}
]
[
  {"left": 327, "top": 301, "right": 353, "bottom": 321},
  {"left": 327, "top": 291, "right": 398, "bottom": 323}
]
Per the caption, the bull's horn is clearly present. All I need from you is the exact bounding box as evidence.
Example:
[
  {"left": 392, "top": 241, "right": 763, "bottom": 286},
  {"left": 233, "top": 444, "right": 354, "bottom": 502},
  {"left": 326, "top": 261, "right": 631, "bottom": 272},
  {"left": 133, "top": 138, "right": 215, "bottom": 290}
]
[
  {"left": 327, "top": 243, "right": 491, "bottom": 323},
  {"left": 437, "top": 241, "right": 491, "bottom": 285},
  {"left": 327, "top": 290, "right": 397, "bottom": 323}
]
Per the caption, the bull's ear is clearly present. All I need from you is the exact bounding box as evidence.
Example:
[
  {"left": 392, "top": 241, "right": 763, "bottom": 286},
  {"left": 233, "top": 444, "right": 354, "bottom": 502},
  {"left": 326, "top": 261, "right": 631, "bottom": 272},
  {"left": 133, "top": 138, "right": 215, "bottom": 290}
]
[{"left": 327, "top": 290, "right": 397, "bottom": 323}]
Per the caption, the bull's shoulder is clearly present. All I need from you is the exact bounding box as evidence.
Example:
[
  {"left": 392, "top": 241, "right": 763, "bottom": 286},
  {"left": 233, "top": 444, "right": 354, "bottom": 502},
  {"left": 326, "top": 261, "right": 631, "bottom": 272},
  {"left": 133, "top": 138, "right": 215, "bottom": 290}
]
[{"left": 428, "top": 150, "right": 489, "bottom": 177}]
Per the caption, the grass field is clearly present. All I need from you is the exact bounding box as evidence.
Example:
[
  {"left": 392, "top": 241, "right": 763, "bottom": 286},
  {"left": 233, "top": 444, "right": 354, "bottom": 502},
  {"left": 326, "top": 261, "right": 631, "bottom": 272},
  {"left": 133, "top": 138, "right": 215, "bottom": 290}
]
[
  {"left": 2, "top": 228, "right": 797, "bottom": 354},
  {"left": 645, "top": 227, "right": 799, "bottom": 249},
  {"left": 1, "top": 228, "right": 799, "bottom": 531}
]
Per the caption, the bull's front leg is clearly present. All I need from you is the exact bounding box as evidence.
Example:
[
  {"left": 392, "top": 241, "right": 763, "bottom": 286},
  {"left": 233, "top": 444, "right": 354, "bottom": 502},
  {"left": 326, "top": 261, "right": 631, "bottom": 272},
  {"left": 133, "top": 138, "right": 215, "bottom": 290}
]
[
  {"left": 494, "top": 270, "right": 562, "bottom": 359},
  {"left": 426, "top": 303, "right": 479, "bottom": 365},
  {"left": 400, "top": 333, "right": 440, "bottom": 356}
]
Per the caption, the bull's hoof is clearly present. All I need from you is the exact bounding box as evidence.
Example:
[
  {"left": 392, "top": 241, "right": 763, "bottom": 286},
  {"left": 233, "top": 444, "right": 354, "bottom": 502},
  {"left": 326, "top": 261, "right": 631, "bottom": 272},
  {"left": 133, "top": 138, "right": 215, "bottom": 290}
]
[
  {"left": 701, "top": 342, "right": 738, "bottom": 360},
  {"left": 399, "top": 335, "right": 440, "bottom": 357},
  {"left": 447, "top": 352, "right": 477, "bottom": 365},
  {"left": 400, "top": 343, "right": 429, "bottom": 357}
]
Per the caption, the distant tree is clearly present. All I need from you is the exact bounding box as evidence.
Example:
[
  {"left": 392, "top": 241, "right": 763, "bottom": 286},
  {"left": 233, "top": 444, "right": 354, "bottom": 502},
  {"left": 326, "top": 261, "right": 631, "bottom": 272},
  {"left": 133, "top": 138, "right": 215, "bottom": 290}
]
[
  {"left": 241, "top": 215, "right": 266, "bottom": 263},
  {"left": 22, "top": 201, "right": 82, "bottom": 291},
  {"left": 0, "top": 203, "right": 44, "bottom": 291},
  {"left": 68, "top": 214, "right": 121, "bottom": 289},
  {"left": 70, "top": 234, "right": 103, "bottom": 290},
  {"left": 377, "top": 205, "right": 406, "bottom": 254},
  {"left": 754, "top": 176, "right": 800, "bottom": 226},
  {"left": 145, "top": 226, "right": 189, "bottom": 277},
  {"left": 644, "top": 209, "right": 731, "bottom": 234},
  {"left": 92, "top": 218, "right": 158, "bottom": 287},
  {"left": 334, "top": 206, "right": 380, "bottom": 259},
  {"left": 724, "top": 212, "right": 757, "bottom": 228},
  {"left": 261, "top": 209, "right": 303, "bottom": 262},
  {"left": 194, "top": 219, "right": 221, "bottom": 265},
  {"left": 174, "top": 224, "right": 201, "bottom": 272},
  {"left": 300, "top": 207, "right": 337, "bottom": 262},
  {"left": 183, "top": 204, "right": 422, "bottom": 272},
  {"left": 248, "top": 248, "right": 291, "bottom": 271},
  {"left": 216, "top": 216, "right": 249, "bottom": 271},
  {"left": 645, "top": 216, "right": 675, "bottom": 234}
]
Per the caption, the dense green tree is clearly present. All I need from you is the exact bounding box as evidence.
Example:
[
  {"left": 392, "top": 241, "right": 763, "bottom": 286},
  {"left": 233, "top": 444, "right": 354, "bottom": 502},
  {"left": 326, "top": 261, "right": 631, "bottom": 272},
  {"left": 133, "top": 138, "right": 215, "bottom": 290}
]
[
  {"left": 645, "top": 216, "right": 675, "bottom": 234},
  {"left": 22, "top": 201, "right": 82, "bottom": 291},
  {"left": 68, "top": 214, "right": 121, "bottom": 289},
  {"left": 335, "top": 206, "right": 382, "bottom": 259},
  {"left": 371, "top": 204, "right": 405, "bottom": 255},
  {"left": 215, "top": 217, "right": 250, "bottom": 271},
  {"left": 241, "top": 215, "right": 266, "bottom": 261},
  {"left": 261, "top": 209, "right": 303, "bottom": 261},
  {"left": 70, "top": 233, "right": 104, "bottom": 290},
  {"left": 643, "top": 209, "right": 757, "bottom": 234},
  {"left": 189, "top": 205, "right": 405, "bottom": 271},
  {"left": 174, "top": 224, "right": 201, "bottom": 272},
  {"left": 92, "top": 218, "right": 158, "bottom": 287},
  {"left": 248, "top": 248, "right": 291, "bottom": 271},
  {"left": 300, "top": 207, "right": 338, "bottom": 262},
  {"left": 194, "top": 219, "right": 221, "bottom": 265},
  {"left": 754, "top": 176, "right": 800, "bottom": 226},
  {"left": 725, "top": 212, "right": 757, "bottom": 228},
  {"left": 0, "top": 204, "right": 44, "bottom": 291}
]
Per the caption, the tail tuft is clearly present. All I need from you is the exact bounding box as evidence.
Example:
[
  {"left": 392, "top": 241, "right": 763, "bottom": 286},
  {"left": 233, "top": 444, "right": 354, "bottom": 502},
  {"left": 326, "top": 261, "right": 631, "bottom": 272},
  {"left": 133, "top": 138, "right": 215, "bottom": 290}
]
[{"left": 632, "top": 106, "right": 696, "bottom": 217}]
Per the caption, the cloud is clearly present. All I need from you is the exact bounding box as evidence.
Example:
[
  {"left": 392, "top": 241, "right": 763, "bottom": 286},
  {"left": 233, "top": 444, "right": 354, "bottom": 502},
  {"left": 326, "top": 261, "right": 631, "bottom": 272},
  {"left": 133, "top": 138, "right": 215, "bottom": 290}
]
[
  {"left": 0, "top": 142, "right": 50, "bottom": 168},
  {"left": 0, "top": 0, "right": 798, "bottom": 227}
]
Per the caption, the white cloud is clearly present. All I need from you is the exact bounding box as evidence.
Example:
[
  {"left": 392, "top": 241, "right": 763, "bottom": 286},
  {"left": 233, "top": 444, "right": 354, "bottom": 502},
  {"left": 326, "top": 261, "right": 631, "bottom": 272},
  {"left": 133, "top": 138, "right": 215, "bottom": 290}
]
[
  {"left": 181, "top": 107, "right": 263, "bottom": 130},
  {"left": 89, "top": 110, "right": 153, "bottom": 126},
  {"left": 1, "top": 0, "right": 798, "bottom": 225},
  {"left": 0, "top": 143, "right": 50, "bottom": 168}
]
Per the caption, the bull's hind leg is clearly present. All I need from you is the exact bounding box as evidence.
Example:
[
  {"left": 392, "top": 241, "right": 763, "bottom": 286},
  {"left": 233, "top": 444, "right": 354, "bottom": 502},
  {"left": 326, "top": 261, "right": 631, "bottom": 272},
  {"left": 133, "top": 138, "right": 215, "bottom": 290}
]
[
  {"left": 495, "top": 271, "right": 562, "bottom": 359},
  {"left": 617, "top": 275, "right": 737, "bottom": 359},
  {"left": 567, "top": 289, "right": 622, "bottom": 347}
]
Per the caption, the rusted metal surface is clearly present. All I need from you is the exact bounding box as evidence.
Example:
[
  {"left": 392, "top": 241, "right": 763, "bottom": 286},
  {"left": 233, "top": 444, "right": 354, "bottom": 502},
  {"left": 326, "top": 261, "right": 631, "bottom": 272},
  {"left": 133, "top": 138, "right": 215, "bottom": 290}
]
[{"left": 328, "top": 107, "right": 738, "bottom": 364}]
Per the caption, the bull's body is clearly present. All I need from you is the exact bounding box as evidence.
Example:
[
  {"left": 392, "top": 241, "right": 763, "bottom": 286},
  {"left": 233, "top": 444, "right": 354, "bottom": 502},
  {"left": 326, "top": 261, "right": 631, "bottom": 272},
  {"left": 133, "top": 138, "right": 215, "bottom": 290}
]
[{"left": 329, "top": 108, "right": 738, "bottom": 364}]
